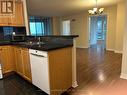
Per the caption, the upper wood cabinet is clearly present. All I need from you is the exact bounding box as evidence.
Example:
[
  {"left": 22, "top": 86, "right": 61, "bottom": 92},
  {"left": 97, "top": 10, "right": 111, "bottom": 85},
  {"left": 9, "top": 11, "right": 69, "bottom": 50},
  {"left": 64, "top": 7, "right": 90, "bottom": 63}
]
[
  {"left": 0, "top": 18, "right": 11, "bottom": 26},
  {"left": 0, "top": 1, "right": 24, "bottom": 26},
  {"left": 12, "top": 1, "right": 24, "bottom": 26}
]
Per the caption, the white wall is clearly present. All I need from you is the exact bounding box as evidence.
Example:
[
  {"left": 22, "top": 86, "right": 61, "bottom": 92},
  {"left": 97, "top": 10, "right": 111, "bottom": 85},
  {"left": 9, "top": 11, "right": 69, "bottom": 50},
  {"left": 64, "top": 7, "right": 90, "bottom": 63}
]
[
  {"left": 104, "top": 5, "right": 117, "bottom": 51},
  {"left": 115, "top": 2, "right": 125, "bottom": 53},
  {"left": 52, "top": 17, "right": 61, "bottom": 35},
  {"left": 60, "top": 13, "right": 89, "bottom": 48},
  {"left": 120, "top": 0, "right": 127, "bottom": 79}
]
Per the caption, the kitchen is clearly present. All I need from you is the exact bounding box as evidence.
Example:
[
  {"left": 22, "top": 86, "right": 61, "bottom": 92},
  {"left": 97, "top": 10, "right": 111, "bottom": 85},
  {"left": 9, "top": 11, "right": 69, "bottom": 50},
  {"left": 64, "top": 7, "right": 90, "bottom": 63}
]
[
  {"left": 1, "top": 0, "right": 127, "bottom": 95},
  {"left": 0, "top": 0, "right": 78, "bottom": 95}
]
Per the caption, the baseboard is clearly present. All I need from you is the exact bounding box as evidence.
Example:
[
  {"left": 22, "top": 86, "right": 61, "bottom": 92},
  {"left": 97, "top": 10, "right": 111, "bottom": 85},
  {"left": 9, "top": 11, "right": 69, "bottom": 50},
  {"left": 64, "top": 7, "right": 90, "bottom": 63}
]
[
  {"left": 72, "top": 81, "right": 78, "bottom": 88},
  {"left": 106, "top": 49, "right": 123, "bottom": 54},
  {"left": 106, "top": 49, "right": 114, "bottom": 52},
  {"left": 76, "top": 46, "right": 89, "bottom": 49},
  {"left": 115, "top": 50, "right": 123, "bottom": 54},
  {"left": 120, "top": 73, "right": 127, "bottom": 80}
]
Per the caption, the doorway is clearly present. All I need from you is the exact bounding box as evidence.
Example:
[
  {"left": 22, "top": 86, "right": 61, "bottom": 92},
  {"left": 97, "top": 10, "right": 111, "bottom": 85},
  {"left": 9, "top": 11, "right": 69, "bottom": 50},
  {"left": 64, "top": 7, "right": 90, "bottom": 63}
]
[
  {"left": 89, "top": 15, "right": 107, "bottom": 49},
  {"left": 62, "top": 20, "right": 71, "bottom": 35}
]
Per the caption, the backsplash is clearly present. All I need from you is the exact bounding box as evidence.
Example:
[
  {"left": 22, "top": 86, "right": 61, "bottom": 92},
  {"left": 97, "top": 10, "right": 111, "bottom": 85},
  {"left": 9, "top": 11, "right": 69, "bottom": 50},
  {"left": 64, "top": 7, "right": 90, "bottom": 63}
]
[{"left": 0, "top": 26, "right": 26, "bottom": 41}]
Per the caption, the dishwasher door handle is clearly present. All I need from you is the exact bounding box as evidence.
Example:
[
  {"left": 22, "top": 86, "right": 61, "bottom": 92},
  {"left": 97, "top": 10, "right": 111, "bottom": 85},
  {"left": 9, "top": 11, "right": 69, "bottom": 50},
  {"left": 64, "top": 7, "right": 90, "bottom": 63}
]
[{"left": 30, "top": 53, "right": 46, "bottom": 58}]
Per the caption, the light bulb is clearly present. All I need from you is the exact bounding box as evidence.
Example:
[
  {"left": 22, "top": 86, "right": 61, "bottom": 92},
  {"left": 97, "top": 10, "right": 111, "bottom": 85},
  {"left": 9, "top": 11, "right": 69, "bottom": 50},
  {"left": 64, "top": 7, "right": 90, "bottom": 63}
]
[
  {"left": 88, "top": 10, "right": 92, "bottom": 14},
  {"left": 93, "top": 8, "right": 97, "bottom": 12},
  {"left": 91, "top": 10, "right": 95, "bottom": 14},
  {"left": 99, "top": 8, "right": 104, "bottom": 13},
  {"left": 12, "top": 32, "right": 16, "bottom": 36}
]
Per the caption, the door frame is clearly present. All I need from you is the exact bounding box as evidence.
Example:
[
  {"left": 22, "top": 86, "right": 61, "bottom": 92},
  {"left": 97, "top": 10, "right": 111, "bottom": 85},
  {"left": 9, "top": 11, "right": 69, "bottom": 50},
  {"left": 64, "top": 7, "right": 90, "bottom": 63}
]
[{"left": 88, "top": 14, "right": 107, "bottom": 48}]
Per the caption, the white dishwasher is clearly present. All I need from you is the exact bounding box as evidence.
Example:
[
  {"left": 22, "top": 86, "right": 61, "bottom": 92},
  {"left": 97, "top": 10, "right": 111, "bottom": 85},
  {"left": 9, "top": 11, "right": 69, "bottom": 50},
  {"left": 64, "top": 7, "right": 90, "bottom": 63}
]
[{"left": 29, "top": 49, "right": 50, "bottom": 94}]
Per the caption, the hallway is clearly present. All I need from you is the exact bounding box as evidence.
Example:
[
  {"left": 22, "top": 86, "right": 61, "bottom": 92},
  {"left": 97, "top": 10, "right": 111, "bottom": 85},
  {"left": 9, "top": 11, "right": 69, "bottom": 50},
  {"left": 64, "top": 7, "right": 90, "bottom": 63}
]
[{"left": 69, "top": 44, "right": 123, "bottom": 95}]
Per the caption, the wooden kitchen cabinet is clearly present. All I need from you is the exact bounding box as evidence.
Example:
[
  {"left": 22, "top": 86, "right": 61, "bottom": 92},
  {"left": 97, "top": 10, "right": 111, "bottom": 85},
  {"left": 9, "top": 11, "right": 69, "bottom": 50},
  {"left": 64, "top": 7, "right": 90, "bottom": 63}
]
[
  {"left": 48, "top": 47, "right": 72, "bottom": 95},
  {"left": 14, "top": 47, "right": 23, "bottom": 76},
  {"left": 14, "top": 47, "right": 32, "bottom": 82},
  {"left": 21, "top": 48, "right": 32, "bottom": 82},
  {"left": 0, "top": 1, "right": 24, "bottom": 26},
  {"left": 12, "top": 1, "right": 24, "bottom": 26},
  {"left": 0, "top": 46, "right": 15, "bottom": 74},
  {"left": 0, "top": 18, "right": 11, "bottom": 26}
]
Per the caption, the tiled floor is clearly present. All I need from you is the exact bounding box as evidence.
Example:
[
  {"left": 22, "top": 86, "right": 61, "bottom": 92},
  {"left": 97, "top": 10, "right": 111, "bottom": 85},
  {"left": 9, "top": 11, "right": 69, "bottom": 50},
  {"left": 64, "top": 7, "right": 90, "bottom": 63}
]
[{"left": 0, "top": 74, "right": 47, "bottom": 95}]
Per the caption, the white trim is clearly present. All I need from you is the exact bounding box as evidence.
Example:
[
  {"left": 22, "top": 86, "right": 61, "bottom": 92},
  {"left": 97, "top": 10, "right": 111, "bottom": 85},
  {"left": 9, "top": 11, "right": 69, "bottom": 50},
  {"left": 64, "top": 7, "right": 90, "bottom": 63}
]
[
  {"left": 106, "top": 49, "right": 123, "bottom": 54},
  {"left": 115, "top": 50, "right": 123, "bottom": 54},
  {"left": 72, "top": 82, "right": 78, "bottom": 88},
  {"left": 22, "top": 0, "right": 30, "bottom": 35},
  {"left": 76, "top": 46, "right": 89, "bottom": 49},
  {"left": 120, "top": 73, "right": 127, "bottom": 80},
  {"left": 106, "top": 49, "right": 114, "bottom": 51},
  {"left": 72, "top": 39, "right": 78, "bottom": 88},
  {"left": 121, "top": 0, "right": 127, "bottom": 82}
]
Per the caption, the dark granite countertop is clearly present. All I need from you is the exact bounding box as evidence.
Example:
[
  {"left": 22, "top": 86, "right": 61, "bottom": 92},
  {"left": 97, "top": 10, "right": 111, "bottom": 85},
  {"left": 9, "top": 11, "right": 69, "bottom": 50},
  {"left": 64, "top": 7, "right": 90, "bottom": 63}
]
[
  {"left": 0, "top": 35, "right": 79, "bottom": 51},
  {"left": 0, "top": 40, "right": 73, "bottom": 51},
  {"left": 26, "top": 35, "right": 79, "bottom": 38},
  {"left": 13, "top": 42, "right": 73, "bottom": 51}
]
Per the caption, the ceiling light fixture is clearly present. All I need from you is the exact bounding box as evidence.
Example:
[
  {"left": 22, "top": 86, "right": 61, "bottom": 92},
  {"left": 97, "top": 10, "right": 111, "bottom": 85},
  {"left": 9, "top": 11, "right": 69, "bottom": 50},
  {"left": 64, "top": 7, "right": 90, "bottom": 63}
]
[{"left": 88, "top": 0, "right": 104, "bottom": 15}]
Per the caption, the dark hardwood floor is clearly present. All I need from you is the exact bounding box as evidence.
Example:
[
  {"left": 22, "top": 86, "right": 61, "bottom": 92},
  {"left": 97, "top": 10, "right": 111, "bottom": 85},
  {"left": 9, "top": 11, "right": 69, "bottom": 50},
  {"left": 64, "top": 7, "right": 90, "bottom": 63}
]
[{"left": 67, "top": 41, "right": 124, "bottom": 95}]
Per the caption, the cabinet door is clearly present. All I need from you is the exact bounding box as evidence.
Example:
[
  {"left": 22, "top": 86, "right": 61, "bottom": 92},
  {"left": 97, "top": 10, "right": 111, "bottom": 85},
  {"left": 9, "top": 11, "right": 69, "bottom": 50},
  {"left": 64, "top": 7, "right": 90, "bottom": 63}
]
[
  {"left": 22, "top": 48, "right": 32, "bottom": 81},
  {"left": 8, "top": 46, "right": 16, "bottom": 71},
  {"left": 0, "top": 46, "right": 15, "bottom": 74},
  {"left": 0, "top": 47, "right": 9, "bottom": 74},
  {"left": 14, "top": 47, "right": 23, "bottom": 75},
  {"left": 12, "top": 2, "right": 24, "bottom": 26},
  {"left": 0, "top": 18, "right": 10, "bottom": 26},
  {"left": 0, "top": 1, "right": 24, "bottom": 26}
]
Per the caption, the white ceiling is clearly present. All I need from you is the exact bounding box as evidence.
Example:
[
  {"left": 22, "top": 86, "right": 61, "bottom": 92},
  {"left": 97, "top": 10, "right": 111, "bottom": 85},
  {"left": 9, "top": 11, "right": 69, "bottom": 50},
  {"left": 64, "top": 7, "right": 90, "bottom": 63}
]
[{"left": 26, "top": 0, "right": 124, "bottom": 17}]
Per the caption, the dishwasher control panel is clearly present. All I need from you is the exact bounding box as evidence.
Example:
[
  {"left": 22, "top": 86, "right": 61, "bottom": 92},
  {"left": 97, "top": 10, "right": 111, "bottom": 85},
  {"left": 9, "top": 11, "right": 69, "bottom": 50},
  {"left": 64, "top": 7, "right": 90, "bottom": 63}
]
[{"left": 29, "top": 49, "right": 48, "bottom": 58}]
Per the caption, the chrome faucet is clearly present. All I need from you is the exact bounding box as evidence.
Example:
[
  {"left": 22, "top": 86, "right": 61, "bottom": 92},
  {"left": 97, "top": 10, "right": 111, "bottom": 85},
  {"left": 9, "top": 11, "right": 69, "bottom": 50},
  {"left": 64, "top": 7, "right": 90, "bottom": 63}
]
[{"left": 38, "top": 37, "right": 41, "bottom": 45}]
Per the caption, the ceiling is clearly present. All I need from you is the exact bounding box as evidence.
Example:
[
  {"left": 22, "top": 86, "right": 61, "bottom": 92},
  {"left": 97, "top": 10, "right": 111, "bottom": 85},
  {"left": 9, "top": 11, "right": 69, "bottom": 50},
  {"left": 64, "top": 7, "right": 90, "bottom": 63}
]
[{"left": 26, "top": 0, "right": 124, "bottom": 17}]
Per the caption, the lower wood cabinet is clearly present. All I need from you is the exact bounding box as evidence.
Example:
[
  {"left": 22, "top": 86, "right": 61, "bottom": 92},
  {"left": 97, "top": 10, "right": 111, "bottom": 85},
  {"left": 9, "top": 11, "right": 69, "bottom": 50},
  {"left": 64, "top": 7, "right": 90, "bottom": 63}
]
[
  {"left": 0, "top": 46, "right": 72, "bottom": 95},
  {"left": 14, "top": 47, "right": 23, "bottom": 75},
  {"left": 21, "top": 48, "right": 32, "bottom": 81},
  {"left": 0, "top": 46, "right": 31, "bottom": 82},
  {"left": 14, "top": 47, "right": 32, "bottom": 82},
  {"left": 0, "top": 46, "right": 15, "bottom": 74},
  {"left": 48, "top": 47, "right": 72, "bottom": 95}
]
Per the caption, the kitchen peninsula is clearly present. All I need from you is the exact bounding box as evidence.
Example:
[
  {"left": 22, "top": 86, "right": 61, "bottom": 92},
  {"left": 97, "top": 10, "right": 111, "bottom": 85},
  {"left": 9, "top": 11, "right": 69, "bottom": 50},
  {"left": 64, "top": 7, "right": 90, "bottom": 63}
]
[{"left": 0, "top": 35, "right": 78, "bottom": 95}]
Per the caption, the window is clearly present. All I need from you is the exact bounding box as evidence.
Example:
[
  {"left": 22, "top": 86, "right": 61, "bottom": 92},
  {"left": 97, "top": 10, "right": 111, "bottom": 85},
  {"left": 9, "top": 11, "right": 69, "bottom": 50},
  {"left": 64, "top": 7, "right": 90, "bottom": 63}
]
[
  {"left": 29, "top": 16, "right": 52, "bottom": 36},
  {"left": 62, "top": 20, "right": 71, "bottom": 35},
  {"left": 30, "top": 22, "right": 44, "bottom": 36}
]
